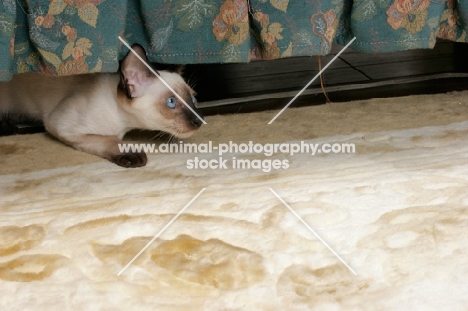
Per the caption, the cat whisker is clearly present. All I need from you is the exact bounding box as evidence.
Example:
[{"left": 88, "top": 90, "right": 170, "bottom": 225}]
[
  {"left": 165, "top": 134, "right": 176, "bottom": 145},
  {"left": 187, "top": 73, "right": 201, "bottom": 90},
  {"left": 150, "top": 131, "right": 165, "bottom": 141}
]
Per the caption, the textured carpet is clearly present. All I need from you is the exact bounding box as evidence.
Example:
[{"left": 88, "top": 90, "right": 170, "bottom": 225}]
[{"left": 1, "top": 91, "right": 468, "bottom": 310}]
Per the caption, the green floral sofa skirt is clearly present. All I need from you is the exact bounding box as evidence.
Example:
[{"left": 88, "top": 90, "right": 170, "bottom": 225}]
[{"left": 1, "top": 0, "right": 467, "bottom": 81}]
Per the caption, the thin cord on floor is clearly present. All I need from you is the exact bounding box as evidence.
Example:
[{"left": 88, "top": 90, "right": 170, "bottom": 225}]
[{"left": 318, "top": 56, "right": 332, "bottom": 105}]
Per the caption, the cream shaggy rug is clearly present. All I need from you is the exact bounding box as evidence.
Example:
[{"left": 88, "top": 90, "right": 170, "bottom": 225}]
[{"left": 1, "top": 91, "right": 468, "bottom": 310}]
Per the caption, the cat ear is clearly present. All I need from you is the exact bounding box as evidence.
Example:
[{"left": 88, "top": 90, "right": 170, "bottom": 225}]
[
  {"left": 120, "top": 44, "right": 153, "bottom": 98},
  {"left": 173, "top": 65, "right": 185, "bottom": 74}
]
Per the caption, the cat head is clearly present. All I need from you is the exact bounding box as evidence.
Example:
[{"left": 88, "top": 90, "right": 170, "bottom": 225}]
[{"left": 119, "top": 44, "right": 203, "bottom": 138}]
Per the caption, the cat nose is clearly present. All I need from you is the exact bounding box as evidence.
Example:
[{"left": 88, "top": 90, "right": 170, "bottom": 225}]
[
  {"left": 186, "top": 105, "right": 204, "bottom": 128},
  {"left": 191, "top": 115, "right": 203, "bottom": 127}
]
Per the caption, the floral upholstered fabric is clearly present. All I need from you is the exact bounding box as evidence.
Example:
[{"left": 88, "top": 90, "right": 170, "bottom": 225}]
[{"left": 0, "top": 0, "right": 467, "bottom": 80}]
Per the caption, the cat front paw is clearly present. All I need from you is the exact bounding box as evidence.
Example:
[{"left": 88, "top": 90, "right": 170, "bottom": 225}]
[{"left": 113, "top": 152, "right": 147, "bottom": 168}]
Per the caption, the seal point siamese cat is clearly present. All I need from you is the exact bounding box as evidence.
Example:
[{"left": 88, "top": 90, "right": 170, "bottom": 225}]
[{"left": 0, "top": 44, "right": 203, "bottom": 167}]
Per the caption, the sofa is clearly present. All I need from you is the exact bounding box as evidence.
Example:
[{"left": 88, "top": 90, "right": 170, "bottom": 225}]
[{"left": 1, "top": 0, "right": 467, "bottom": 81}]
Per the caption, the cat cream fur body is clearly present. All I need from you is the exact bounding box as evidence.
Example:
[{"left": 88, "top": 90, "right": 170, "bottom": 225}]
[{"left": 0, "top": 45, "right": 203, "bottom": 167}]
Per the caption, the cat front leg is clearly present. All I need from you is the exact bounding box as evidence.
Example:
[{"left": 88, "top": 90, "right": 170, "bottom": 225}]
[
  {"left": 53, "top": 133, "right": 147, "bottom": 168},
  {"left": 73, "top": 134, "right": 147, "bottom": 167},
  {"left": 44, "top": 97, "right": 147, "bottom": 167}
]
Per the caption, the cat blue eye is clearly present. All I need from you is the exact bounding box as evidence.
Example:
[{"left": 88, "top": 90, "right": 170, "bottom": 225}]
[
  {"left": 191, "top": 94, "right": 197, "bottom": 104},
  {"left": 166, "top": 97, "right": 177, "bottom": 109}
]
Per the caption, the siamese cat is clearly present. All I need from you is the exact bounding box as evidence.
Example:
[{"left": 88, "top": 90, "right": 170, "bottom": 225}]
[{"left": 0, "top": 45, "right": 203, "bottom": 167}]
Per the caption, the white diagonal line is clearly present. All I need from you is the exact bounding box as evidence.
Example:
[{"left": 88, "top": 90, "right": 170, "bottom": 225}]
[
  {"left": 117, "top": 188, "right": 206, "bottom": 276},
  {"left": 118, "top": 36, "right": 207, "bottom": 125},
  {"left": 268, "top": 37, "right": 357, "bottom": 124},
  {"left": 269, "top": 188, "right": 357, "bottom": 275}
]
